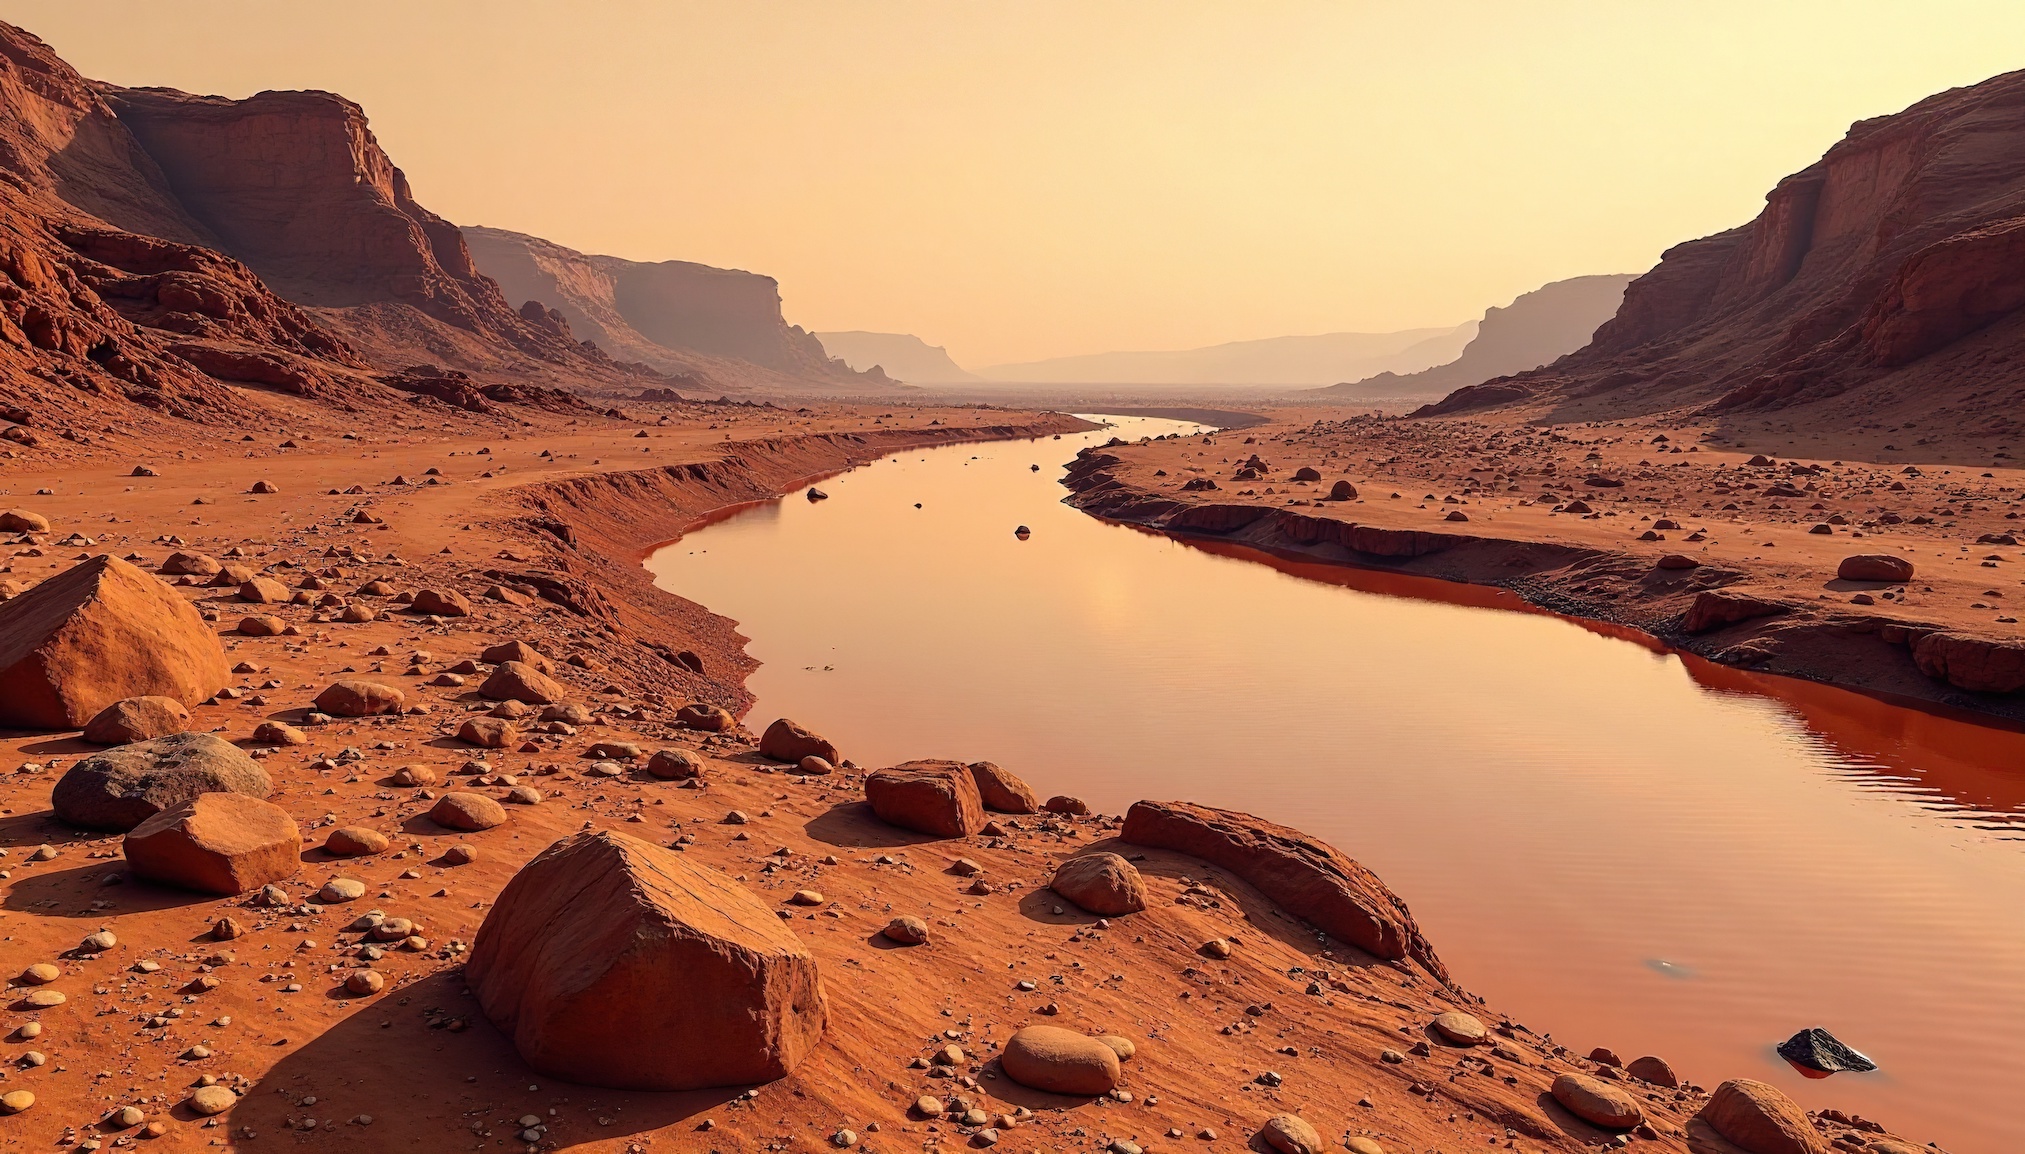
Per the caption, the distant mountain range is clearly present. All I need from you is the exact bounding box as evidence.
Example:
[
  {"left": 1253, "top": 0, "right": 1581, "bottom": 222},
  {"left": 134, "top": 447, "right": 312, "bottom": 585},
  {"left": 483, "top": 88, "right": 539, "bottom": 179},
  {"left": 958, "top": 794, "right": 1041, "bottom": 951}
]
[
  {"left": 970, "top": 326, "right": 1475, "bottom": 386},
  {"left": 1317, "top": 274, "right": 1635, "bottom": 398},
  {"left": 815, "top": 332, "right": 978, "bottom": 383}
]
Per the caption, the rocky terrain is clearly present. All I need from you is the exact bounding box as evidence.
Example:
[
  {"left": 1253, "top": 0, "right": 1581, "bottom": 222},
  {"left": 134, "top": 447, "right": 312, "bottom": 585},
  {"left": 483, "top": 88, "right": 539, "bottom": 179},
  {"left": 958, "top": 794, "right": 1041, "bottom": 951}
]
[
  {"left": 0, "top": 386, "right": 1936, "bottom": 1154},
  {"left": 1321, "top": 275, "right": 1635, "bottom": 400},
  {"left": 1418, "top": 67, "right": 2025, "bottom": 444}
]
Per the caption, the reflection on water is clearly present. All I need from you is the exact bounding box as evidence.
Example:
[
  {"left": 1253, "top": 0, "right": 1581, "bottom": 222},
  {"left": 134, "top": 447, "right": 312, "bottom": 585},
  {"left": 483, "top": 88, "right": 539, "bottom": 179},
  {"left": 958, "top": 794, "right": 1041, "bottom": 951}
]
[{"left": 645, "top": 417, "right": 2021, "bottom": 1151}]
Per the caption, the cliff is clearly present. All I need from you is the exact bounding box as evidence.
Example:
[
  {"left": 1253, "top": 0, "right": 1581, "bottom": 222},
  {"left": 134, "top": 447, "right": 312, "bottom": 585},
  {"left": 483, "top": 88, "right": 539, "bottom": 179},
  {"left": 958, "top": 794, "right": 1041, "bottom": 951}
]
[
  {"left": 463, "top": 225, "right": 880, "bottom": 388},
  {"left": 1417, "top": 68, "right": 2025, "bottom": 438},
  {"left": 1321, "top": 274, "right": 1633, "bottom": 398},
  {"left": 814, "top": 330, "right": 978, "bottom": 383},
  {"left": 977, "top": 325, "right": 1473, "bottom": 385}
]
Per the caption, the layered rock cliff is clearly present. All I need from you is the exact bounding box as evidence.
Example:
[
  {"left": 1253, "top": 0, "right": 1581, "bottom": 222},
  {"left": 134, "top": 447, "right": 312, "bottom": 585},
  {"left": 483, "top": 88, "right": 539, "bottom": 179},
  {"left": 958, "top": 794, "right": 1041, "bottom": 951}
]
[
  {"left": 814, "top": 331, "right": 978, "bottom": 383},
  {"left": 1322, "top": 274, "right": 1633, "bottom": 398},
  {"left": 1418, "top": 68, "right": 2025, "bottom": 438},
  {"left": 463, "top": 225, "right": 879, "bottom": 388}
]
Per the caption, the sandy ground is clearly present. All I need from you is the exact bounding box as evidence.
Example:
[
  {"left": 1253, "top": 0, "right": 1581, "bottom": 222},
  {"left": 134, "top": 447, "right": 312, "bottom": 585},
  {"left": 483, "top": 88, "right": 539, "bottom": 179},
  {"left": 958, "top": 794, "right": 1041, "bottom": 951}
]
[{"left": 0, "top": 394, "right": 1931, "bottom": 1153}]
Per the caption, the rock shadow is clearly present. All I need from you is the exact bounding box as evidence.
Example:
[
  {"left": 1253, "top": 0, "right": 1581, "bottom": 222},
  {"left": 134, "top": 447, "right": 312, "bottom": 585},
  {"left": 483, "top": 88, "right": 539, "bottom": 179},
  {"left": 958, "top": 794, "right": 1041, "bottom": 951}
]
[
  {"left": 802, "top": 802, "right": 947, "bottom": 849},
  {"left": 2, "top": 862, "right": 209, "bottom": 919},
  {"left": 229, "top": 969, "right": 737, "bottom": 1146}
]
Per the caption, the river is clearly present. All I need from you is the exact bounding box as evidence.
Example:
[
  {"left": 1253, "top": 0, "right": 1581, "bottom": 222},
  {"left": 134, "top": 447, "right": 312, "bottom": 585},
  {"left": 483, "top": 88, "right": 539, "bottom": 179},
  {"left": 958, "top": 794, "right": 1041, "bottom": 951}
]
[{"left": 645, "top": 415, "right": 2022, "bottom": 1150}]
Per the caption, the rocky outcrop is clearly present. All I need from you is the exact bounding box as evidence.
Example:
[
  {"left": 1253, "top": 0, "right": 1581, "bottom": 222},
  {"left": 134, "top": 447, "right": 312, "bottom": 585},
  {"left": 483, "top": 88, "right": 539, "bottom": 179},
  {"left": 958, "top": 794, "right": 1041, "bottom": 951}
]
[
  {"left": 815, "top": 331, "right": 978, "bottom": 383},
  {"left": 1324, "top": 274, "right": 1635, "bottom": 398},
  {"left": 1911, "top": 631, "right": 2025, "bottom": 693},
  {"left": 461, "top": 225, "right": 878, "bottom": 387},
  {"left": 465, "top": 830, "right": 827, "bottom": 1090},
  {"left": 865, "top": 761, "right": 986, "bottom": 839},
  {"left": 0, "top": 555, "right": 229, "bottom": 729},
  {"left": 1120, "top": 800, "right": 1447, "bottom": 984},
  {"left": 1414, "top": 67, "right": 2025, "bottom": 438}
]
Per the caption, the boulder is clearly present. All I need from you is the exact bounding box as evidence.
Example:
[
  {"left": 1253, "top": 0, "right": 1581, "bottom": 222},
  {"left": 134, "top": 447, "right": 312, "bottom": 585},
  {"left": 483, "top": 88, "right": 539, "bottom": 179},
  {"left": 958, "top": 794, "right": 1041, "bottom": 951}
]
[
  {"left": 1693, "top": 1079, "right": 1824, "bottom": 1154},
  {"left": 1049, "top": 852, "right": 1147, "bottom": 915},
  {"left": 865, "top": 760, "right": 986, "bottom": 838},
  {"left": 313, "top": 679, "right": 405, "bottom": 717},
  {"left": 412, "top": 588, "right": 472, "bottom": 617},
  {"left": 1551, "top": 1073, "right": 1641, "bottom": 1129},
  {"left": 1329, "top": 479, "right": 1357, "bottom": 500},
  {"left": 480, "top": 639, "right": 552, "bottom": 671},
  {"left": 1775, "top": 1027, "right": 1876, "bottom": 1074},
  {"left": 0, "top": 509, "right": 51, "bottom": 533},
  {"left": 1430, "top": 1010, "right": 1487, "bottom": 1045},
  {"left": 237, "top": 577, "right": 290, "bottom": 603},
  {"left": 1258, "top": 1114, "right": 1324, "bottom": 1154},
  {"left": 0, "top": 555, "right": 229, "bottom": 728},
  {"left": 999, "top": 1026, "right": 1120, "bottom": 1095},
  {"left": 1121, "top": 800, "right": 1447, "bottom": 983},
  {"left": 1045, "top": 795, "right": 1090, "bottom": 815},
  {"left": 457, "top": 717, "right": 517, "bottom": 748},
  {"left": 236, "top": 615, "right": 286, "bottom": 636},
  {"left": 882, "top": 915, "right": 929, "bottom": 945},
  {"left": 968, "top": 761, "right": 1038, "bottom": 813},
  {"left": 159, "top": 550, "right": 220, "bottom": 576},
  {"left": 1626, "top": 1055, "right": 1678, "bottom": 1087},
  {"left": 1291, "top": 467, "right": 1323, "bottom": 482},
  {"left": 123, "top": 792, "right": 300, "bottom": 895},
  {"left": 53, "top": 732, "right": 272, "bottom": 831},
  {"left": 1684, "top": 589, "right": 1790, "bottom": 634},
  {"left": 677, "top": 703, "right": 735, "bottom": 731},
  {"left": 430, "top": 792, "right": 507, "bottom": 831},
  {"left": 479, "top": 660, "right": 569, "bottom": 705},
  {"left": 1911, "top": 631, "right": 2025, "bottom": 693},
  {"left": 647, "top": 749, "right": 703, "bottom": 780},
  {"left": 1837, "top": 554, "right": 1915, "bottom": 583},
  {"left": 81, "top": 696, "right": 190, "bottom": 744},
  {"left": 760, "top": 717, "right": 839, "bottom": 764},
  {"left": 465, "top": 830, "right": 826, "bottom": 1090},
  {"left": 324, "top": 827, "right": 389, "bottom": 857}
]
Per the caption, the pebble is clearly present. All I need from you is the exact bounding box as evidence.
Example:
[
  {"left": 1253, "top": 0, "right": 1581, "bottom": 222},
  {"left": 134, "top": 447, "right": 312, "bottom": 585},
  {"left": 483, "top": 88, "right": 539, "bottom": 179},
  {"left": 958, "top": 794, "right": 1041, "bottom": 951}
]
[
  {"left": 0, "top": 1089, "right": 32, "bottom": 1113},
  {"left": 346, "top": 969, "right": 385, "bottom": 995},
  {"left": 109, "top": 1105, "right": 144, "bottom": 1128},
  {"left": 320, "top": 878, "right": 367, "bottom": 902},
  {"left": 80, "top": 929, "right": 117, "bottom": 952},
  {"left": 18, "top": 962, "right": 58, "bottom": 985}
]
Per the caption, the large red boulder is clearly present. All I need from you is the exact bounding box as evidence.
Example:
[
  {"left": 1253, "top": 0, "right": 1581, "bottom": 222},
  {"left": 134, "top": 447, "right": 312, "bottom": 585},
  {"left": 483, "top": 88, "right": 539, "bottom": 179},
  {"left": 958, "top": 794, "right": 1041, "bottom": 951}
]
[
  {"left": 1836, "top": 554, "right": 1915, "bottom": 583},
  {"left": 865, "top": 760, "right": 986, "bottom": 838},
  {"left": 1049, "top": 852, "right": 1147, "bottom": 915},
  {"left": 313, "top": 679, "right": 405, "bottom": 717},
  {"left": 478, "top": 660, "right": 568, "bottom": 705},
  {"left": 1121, "top": 800, "right": 1447, "bottom": 983},
  {"left": 1691, "top": 1079, "right": 1824, "bottom": 1154},
  {"left": 53, "top": 732, "right": 273, "bottom": 831},
  {"left": 759, "top": 718, "right": 839, "bottom": 764},
  {"left": 999, "top": 1026, "right": 1121, "bottom": 1095},
  {"left": 465, "top": 830, "right": 827, "bottom": 1090},
  {"left": 968, "top": 761, "right": 1038, "bottom": 813},
  {"left": 1911, "top": 631, "right": 2025, "bottom": 693},
  {"left": 0, "top": 555, "right": 229, "bottom": 729},
  {"left": 123, "top": 792, "right": 301, "bottom": 895},
  {"left": 81, "top": 696, "right": 191, "bottom": 744}
]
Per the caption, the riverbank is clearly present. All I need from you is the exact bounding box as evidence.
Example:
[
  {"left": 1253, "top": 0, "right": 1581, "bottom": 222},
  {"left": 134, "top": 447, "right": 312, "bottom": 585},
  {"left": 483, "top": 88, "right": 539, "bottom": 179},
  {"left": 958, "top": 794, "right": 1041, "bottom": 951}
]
[
  {"left": 0, "top": 402, "right": 1939, "bottom": 1153},
  {"left": 1061, "top": 407, "right": 2025, "bottom": 724}
]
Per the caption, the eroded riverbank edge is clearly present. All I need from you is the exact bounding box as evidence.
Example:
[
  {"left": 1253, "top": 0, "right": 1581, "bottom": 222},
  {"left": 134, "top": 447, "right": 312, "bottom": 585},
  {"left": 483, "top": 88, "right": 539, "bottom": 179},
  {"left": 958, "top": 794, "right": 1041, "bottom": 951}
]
[{"left": 1062, "top": 446, "right": 2025, "bottom": 727}]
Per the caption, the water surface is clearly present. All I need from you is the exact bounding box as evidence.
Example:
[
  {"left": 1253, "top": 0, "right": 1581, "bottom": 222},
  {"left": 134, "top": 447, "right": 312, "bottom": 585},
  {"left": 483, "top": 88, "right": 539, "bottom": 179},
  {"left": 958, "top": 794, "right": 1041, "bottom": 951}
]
[{"left": 646, "top": 416, "right": 2022, "bottom": 1150}]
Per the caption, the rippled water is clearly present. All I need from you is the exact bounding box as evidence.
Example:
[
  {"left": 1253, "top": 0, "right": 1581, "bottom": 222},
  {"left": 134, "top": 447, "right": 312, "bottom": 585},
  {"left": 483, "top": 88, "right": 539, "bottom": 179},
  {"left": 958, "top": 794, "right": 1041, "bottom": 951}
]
[{"left": 646, "top": 416, "right": 2022, "bottom": 1150}]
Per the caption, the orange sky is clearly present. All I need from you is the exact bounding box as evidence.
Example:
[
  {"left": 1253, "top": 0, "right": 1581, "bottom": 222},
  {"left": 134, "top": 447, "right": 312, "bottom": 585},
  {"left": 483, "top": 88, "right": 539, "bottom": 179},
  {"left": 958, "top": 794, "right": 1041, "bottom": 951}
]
[{"left": 18, "top": 2, "right": 2025, "bottom": 367}]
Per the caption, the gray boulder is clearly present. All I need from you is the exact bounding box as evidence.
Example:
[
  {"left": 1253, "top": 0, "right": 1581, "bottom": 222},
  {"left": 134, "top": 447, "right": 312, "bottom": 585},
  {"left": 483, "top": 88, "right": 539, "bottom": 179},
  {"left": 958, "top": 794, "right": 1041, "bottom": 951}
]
[{"left": 52, "top": 732, "right": 273, "bottom": 831}]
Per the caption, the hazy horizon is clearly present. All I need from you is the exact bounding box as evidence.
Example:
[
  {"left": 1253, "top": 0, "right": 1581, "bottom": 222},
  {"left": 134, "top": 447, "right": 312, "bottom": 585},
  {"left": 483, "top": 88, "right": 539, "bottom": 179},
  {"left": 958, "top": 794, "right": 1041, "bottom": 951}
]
[{"left": 17, "top": 2, "right": 2025, "bottom": 365}]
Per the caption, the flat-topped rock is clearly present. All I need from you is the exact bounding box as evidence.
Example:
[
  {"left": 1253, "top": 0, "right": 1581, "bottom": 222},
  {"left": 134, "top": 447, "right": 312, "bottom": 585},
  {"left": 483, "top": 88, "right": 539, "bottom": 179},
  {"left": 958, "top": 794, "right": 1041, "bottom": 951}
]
[
  {"left": 81, "top": 695, "right": 191, "bottom": 744},
  {"left": 865, "top": 760, "right": 986, "bottom": 838},
  {"left": 123, "top": 792, "right": 300, "bottom": 895}
]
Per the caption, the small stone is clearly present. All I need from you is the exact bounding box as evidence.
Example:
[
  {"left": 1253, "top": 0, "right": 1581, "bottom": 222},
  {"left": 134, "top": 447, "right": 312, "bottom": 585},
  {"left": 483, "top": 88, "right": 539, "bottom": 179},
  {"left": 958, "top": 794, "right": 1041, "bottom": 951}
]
[
  {"left": 319, "top": 877, "right": 367, "bottom": 903},
  {"left": 1431, "top": 1010, "right": 1487, "bottom": 1045},
  {"left": 187, "top": 1085, "right": 236, "bottom": 1115},
  {"left": 0, "top": 1089, "right": 32, "bottom": 1113},
  {"left": 345, "top": 970, "right": 385, "bottom": 995},
  {"left": 882, "top": 916, "right": 929, "bottom": 945},
  {"left": 18, "top": 962, "right": 59, "bottom": 985}
]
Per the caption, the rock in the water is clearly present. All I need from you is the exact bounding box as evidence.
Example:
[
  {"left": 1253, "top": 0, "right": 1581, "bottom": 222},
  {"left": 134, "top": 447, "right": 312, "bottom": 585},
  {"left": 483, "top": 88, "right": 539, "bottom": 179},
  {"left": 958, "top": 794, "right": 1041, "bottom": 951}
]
[
  {"left": 968, "top": 761, "right": 1038, "bottom": 813},
  {"left": 479, "top": 660, "right": 569, "bottom": 705},
  {"left": 0, "top": 555, "right": 229, "bottom": 728},
  {"left": 123, "top": 792, "right": 300, "bottom": 895},
  {"left": 1551, "top": 1073, "right": 1642, "bottom": 1129},
  {"left": 1775, "top": 1028, "right": 1876, "bottom": 1074},
  {"left": 430, "top": 792, "right": 507, "bottom": 831},
  {"left": 882, "top": 915, "right": 929, "bottom": 945},
  {"left": 1694, "top": 1079, "right": 1823, "bottom": 1154},
  {"left": 760, "top": 717, "right": 840, "bottom": 764},
  {"left": 81, "top": 696, "right": 191, "bottom": 744},
  {"left": 313, "top": 679, "right": 405, "bottom": 717},
  {"left": 1626, "top": 1054, "right": 1678, "bottom": 1087},
  {"left": 53, "top": 732, "right": 272, "bottom": 831},
  {"left": 865, "top": 760, "right": 986, "bottom": 838},
  {"left": 1120, "top": 800, "right": 1446, "bottom": 983},
  {"left": 1049, "top": 852, "right": 1147, "bottom": 915},
  {"left": 1258, "top": 1114, "right": 1323, "bottom": 1154},
  {"left": 1836, "top": 554, "right": 1914, "bottom": 583},
  {"left": 999, "top": 1025, "right": 1121, "bottom": 1095},
  {"left": 465, "top": 830, "right": 826, "bottom": 1090},
  {"left": 325, "top": 827, "right": 389, "bottom": 857}
]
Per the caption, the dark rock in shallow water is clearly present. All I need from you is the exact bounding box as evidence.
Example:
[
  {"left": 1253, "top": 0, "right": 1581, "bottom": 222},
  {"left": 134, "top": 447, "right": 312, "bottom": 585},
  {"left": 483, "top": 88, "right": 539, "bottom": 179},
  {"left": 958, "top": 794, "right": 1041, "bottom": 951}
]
[{"left": 1776, "top": 1027, "right": 1876, "bottom": 1074}]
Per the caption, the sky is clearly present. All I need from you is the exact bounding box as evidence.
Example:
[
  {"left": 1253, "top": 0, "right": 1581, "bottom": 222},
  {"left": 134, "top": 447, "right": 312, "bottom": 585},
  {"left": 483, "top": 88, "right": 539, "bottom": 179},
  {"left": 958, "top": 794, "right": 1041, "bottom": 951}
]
[{"left": 16, "top": 2, "right": 2025, "bottom": 367}]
